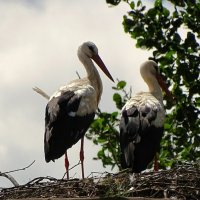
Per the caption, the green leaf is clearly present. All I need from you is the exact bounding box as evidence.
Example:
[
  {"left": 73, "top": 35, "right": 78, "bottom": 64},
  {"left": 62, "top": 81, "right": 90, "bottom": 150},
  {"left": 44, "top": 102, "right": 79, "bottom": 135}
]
[
  {"left": 163, "top": 7, "right": 170, "bottom": 17},
  {"left": 195, "top": 97, "right": 200, "bottom": 107},
  {"left": 113, "top": 93, "right": 121, "bottom": 103},
  {"left": 137, "top": 0, "right": 142, "bottom": 7},
  {"left": 117, "top": 80, "right": 126, "bottom": 89},
  {"left": 154, "top": 0, "right": 162, "bottom": 8},
  {"left": 111, "top": 111, "right": 118, "bottom": 118},
  {"left": 165, "top": 50, "right": 175, "bottom": 59},
  {"left": 106, "top": 0, "right": 121, "bottom": 6},
  {"left": 130, "top": 1, "right": 135, "bottom": 9},
  {"left": 147, "top": 8, "right": 157, "bottom": 18},
  {"left": 97, "top": 149, "right": 105, "bottom": 158},
  {"left": 164, "top": 123, "right": 171, "bottom": 130},
  {"left": 97, "top": 138, "right": 107, "bottom": 144},
  {"left": 113, "top": 93, "right": 123, "bottom": 109}
]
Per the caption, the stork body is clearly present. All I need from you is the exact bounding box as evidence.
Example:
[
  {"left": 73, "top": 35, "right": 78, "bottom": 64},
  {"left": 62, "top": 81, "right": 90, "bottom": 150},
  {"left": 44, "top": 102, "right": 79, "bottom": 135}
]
[
  {"left": 44, "top": 42, "right": 114, "bottom": 179},
  {"left": 120, "top": 60, "right": 171, "bottom": 173}
]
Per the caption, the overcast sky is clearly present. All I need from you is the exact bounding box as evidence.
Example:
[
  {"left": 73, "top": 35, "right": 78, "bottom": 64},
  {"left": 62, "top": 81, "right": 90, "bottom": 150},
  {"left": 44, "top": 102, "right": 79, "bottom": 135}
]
[{"left": 0, "top": 0, "right": 153, "bottom": 187}]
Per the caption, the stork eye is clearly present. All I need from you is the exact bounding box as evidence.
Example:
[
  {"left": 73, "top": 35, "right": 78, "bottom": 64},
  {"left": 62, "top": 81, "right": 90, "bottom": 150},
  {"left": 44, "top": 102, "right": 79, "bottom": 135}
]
[{"left": 88, "top": 45, "right": 94, "bottom": 52}]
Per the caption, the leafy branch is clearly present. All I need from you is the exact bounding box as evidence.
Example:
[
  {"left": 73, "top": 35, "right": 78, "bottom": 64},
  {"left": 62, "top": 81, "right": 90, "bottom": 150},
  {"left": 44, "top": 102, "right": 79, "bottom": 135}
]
[
  {"left": 87, "top": 80, "right": 132, "bottom": 170},
  {"left": 87, "top": 0, "right": 200, "bottom": 170}
]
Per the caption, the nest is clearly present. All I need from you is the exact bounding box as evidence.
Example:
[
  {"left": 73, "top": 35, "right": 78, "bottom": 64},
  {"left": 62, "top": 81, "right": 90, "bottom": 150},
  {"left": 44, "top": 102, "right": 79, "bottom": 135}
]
[{"left": 0, "top": 163, "right": 200, "bottom": 200}]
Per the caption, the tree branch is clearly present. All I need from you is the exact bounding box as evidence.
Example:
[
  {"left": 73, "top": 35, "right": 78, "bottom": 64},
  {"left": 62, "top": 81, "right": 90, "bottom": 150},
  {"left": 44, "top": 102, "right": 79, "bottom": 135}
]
[{"left": 0, "top": 160, "right": 35, "bottom": 187}]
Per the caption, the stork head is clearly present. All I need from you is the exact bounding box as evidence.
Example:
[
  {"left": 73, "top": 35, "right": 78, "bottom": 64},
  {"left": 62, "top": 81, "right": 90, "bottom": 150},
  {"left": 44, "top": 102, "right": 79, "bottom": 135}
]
[
  {"left": 79, "top": 41, "right": 98, "bottom": 58},
  {"left": 140, "top": 60, "right": 172, "bottom": 98},
  {"left": 140, "top": 60, "right": 159, "bottom": 78},
  {"left": 78, "top": 41, "right": 114, "bottom": 82}
]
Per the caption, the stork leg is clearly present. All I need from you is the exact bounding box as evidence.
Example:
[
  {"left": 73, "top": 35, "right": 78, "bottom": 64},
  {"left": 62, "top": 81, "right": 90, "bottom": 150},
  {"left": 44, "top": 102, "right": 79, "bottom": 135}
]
[
  {"left": 64, "top": 151, "right": 69, "bottom": 179},
  {"left": 80, "top": 137, "right": 85, "bottom": 179},
  {"left": 154, "top": 153, "right": 159, "bottom": 172}
]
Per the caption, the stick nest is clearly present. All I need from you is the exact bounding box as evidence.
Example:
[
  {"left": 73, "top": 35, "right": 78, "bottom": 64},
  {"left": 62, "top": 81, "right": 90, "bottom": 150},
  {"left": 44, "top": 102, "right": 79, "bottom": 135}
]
[{"left": 1, "top": 163, "right": 200, "bottom": 200}]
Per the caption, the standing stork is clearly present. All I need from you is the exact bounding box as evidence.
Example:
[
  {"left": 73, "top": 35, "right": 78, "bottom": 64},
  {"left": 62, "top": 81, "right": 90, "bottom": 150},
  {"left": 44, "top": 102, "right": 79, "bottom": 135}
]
[
  {"left": 44, "top": 41, "right": 114, "bottom": 179},
  {"left": 120, "top": 60, "right": 171, "bottom": 173}
]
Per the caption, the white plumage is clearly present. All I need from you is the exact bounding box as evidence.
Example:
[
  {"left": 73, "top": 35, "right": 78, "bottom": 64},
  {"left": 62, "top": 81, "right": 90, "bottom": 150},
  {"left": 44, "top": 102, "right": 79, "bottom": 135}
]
[
  {"left": 123, "top": 92, "right": 165, "bottom": 127},
  {"left": 50, "top": 81, "right": 97, "bottom": 116}
]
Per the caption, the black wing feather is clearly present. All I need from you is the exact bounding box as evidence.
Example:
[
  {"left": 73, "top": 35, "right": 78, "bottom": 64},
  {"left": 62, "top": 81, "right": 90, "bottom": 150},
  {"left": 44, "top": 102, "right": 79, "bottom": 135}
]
[
  {"left": 120, "top": 105, "right": 163, "bottom": 173},
  {"left": 44, "top": 91, "right": 95, "bottom": 162}
]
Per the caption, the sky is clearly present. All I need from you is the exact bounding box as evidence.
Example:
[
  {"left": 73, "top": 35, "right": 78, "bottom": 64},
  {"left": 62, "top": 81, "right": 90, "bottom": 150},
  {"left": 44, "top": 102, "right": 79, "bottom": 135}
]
[{"left": 0, "top": 0, "right": 153, "bottom": 187}]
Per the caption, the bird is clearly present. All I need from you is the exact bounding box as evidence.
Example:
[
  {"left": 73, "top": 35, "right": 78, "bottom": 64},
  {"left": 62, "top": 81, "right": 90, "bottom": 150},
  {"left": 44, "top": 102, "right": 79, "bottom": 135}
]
[
  {"left": 119, "top": 60, "right": 172, "bottom": 173},
  {"left": 41, "top": 41, "right": 114, "bottom": 179}
]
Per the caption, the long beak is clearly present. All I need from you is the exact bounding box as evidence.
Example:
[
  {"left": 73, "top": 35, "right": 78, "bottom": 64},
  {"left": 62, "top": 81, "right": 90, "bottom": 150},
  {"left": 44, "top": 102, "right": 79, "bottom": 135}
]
[
  {"left": 92, "top": 54, "right": 114, "bottom": 82},
  {"left": 156, "top": 73, "right": 173, "bottom": 100}
]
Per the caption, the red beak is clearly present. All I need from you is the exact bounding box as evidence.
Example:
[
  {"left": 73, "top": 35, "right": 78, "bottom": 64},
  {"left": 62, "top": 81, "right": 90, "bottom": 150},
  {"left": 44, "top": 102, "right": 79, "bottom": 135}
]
[
  {"left": 156, "top": 73, "right": 173, "bottom": 100},
  {"left": 92, "top": 54, "right": 114, "bottom": 82}
]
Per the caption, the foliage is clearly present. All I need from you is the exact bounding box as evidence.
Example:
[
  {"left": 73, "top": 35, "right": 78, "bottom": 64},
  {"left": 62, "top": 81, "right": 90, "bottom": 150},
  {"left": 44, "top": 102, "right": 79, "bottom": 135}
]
[
  {"left": 86, "top": 80, "right": 132, "bottom": 170},
  {"left": 87, "top": 0, "right": 200, "bottom": 169}
]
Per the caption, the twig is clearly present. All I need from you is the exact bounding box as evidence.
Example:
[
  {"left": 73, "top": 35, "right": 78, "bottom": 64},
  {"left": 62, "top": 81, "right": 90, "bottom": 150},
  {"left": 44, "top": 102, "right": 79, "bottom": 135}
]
[
  {"left": 0, "top": 160, "right": 35, "bottom": 187},
  {"left": 62, "top": 160, "right": 81, "bottom": 179},
  {"left": 88, "top": 171, "right": 109, "bottom": 197},
  {"left": 76, "top": 71, "right": 81, "bottom": 79},
  {"left": 2, "top": 160, "right": 35, "bottom": 174}
]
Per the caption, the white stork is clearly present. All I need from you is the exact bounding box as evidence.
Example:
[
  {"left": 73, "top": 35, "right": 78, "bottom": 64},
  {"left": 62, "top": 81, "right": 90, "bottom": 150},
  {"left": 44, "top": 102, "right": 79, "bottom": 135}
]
[
  {"left": 120, "top": 60, "right": 172, "bottom": 173},
  {"left": 42, "top": 41, "right": 114, "bottom": 179}
]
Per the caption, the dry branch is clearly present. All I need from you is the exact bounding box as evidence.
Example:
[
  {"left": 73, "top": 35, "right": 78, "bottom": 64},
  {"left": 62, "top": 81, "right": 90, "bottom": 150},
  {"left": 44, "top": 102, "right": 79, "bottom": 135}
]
[
  {"left": 0, "top": 160, "right": 35, "bottom": 187},
  {"left": 0, "top": 173, "right": 19, "bottom": 187}
]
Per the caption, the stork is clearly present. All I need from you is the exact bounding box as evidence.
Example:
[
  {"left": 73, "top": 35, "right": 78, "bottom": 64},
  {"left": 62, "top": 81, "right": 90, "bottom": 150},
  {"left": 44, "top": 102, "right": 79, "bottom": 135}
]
[
  {"left": 120, "top": 60, "right": 172, "bottom": 173},
  {"left": 38, "top": 41, "right": 114, "bottom": 179}
]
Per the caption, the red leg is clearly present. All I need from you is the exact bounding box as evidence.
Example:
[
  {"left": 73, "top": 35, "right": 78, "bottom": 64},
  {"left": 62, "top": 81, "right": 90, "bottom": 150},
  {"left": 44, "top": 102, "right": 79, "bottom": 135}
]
[
  {"left": 80, "top": 137, "right": 85, "bottom": 179},
  {"left": 154, "top": 153, "right": 159, "bottom": 172},
  {"left": 65, "top": 151, "right": 69, "bottom": 179}
]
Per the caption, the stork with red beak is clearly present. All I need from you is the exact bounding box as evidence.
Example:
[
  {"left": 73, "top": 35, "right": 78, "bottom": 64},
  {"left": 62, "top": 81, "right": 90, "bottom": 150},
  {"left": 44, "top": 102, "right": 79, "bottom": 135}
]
[
  {"left": 120, "top": 60, "right": 171, "bottom": 173},
  {"left": 41, "top": 41, "right": 114, "bottom": 179}
]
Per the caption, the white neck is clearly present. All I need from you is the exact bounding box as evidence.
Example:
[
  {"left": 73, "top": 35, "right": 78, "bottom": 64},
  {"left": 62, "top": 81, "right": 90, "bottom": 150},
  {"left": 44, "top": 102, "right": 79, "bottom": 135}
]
[
  {"left": 78, "top": 52, "right": 103, "bottom": 103},
  {"left": 145, "top": 75, "right": 163, "bottom": 102},
  {"left": 140, "top": 61, "right": 164, "bottom": 103}
]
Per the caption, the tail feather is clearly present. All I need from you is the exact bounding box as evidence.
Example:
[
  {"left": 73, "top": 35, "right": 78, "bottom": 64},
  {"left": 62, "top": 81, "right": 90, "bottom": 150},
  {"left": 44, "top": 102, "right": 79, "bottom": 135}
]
[
  {"left": 33, "top": 87, "right": 50, "bottom": 100},
  {"left": 125, "top": 142, "right": 135, "bottom": 168}
]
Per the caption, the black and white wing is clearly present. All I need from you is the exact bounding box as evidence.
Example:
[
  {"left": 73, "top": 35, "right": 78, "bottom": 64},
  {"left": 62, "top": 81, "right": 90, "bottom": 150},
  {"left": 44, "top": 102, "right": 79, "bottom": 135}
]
[
  {"left": 120, "top": 96, "right": 164, "bottom": 173},
  {"left": 44, "top": 90, "right": 95, "bottom": 162}
]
